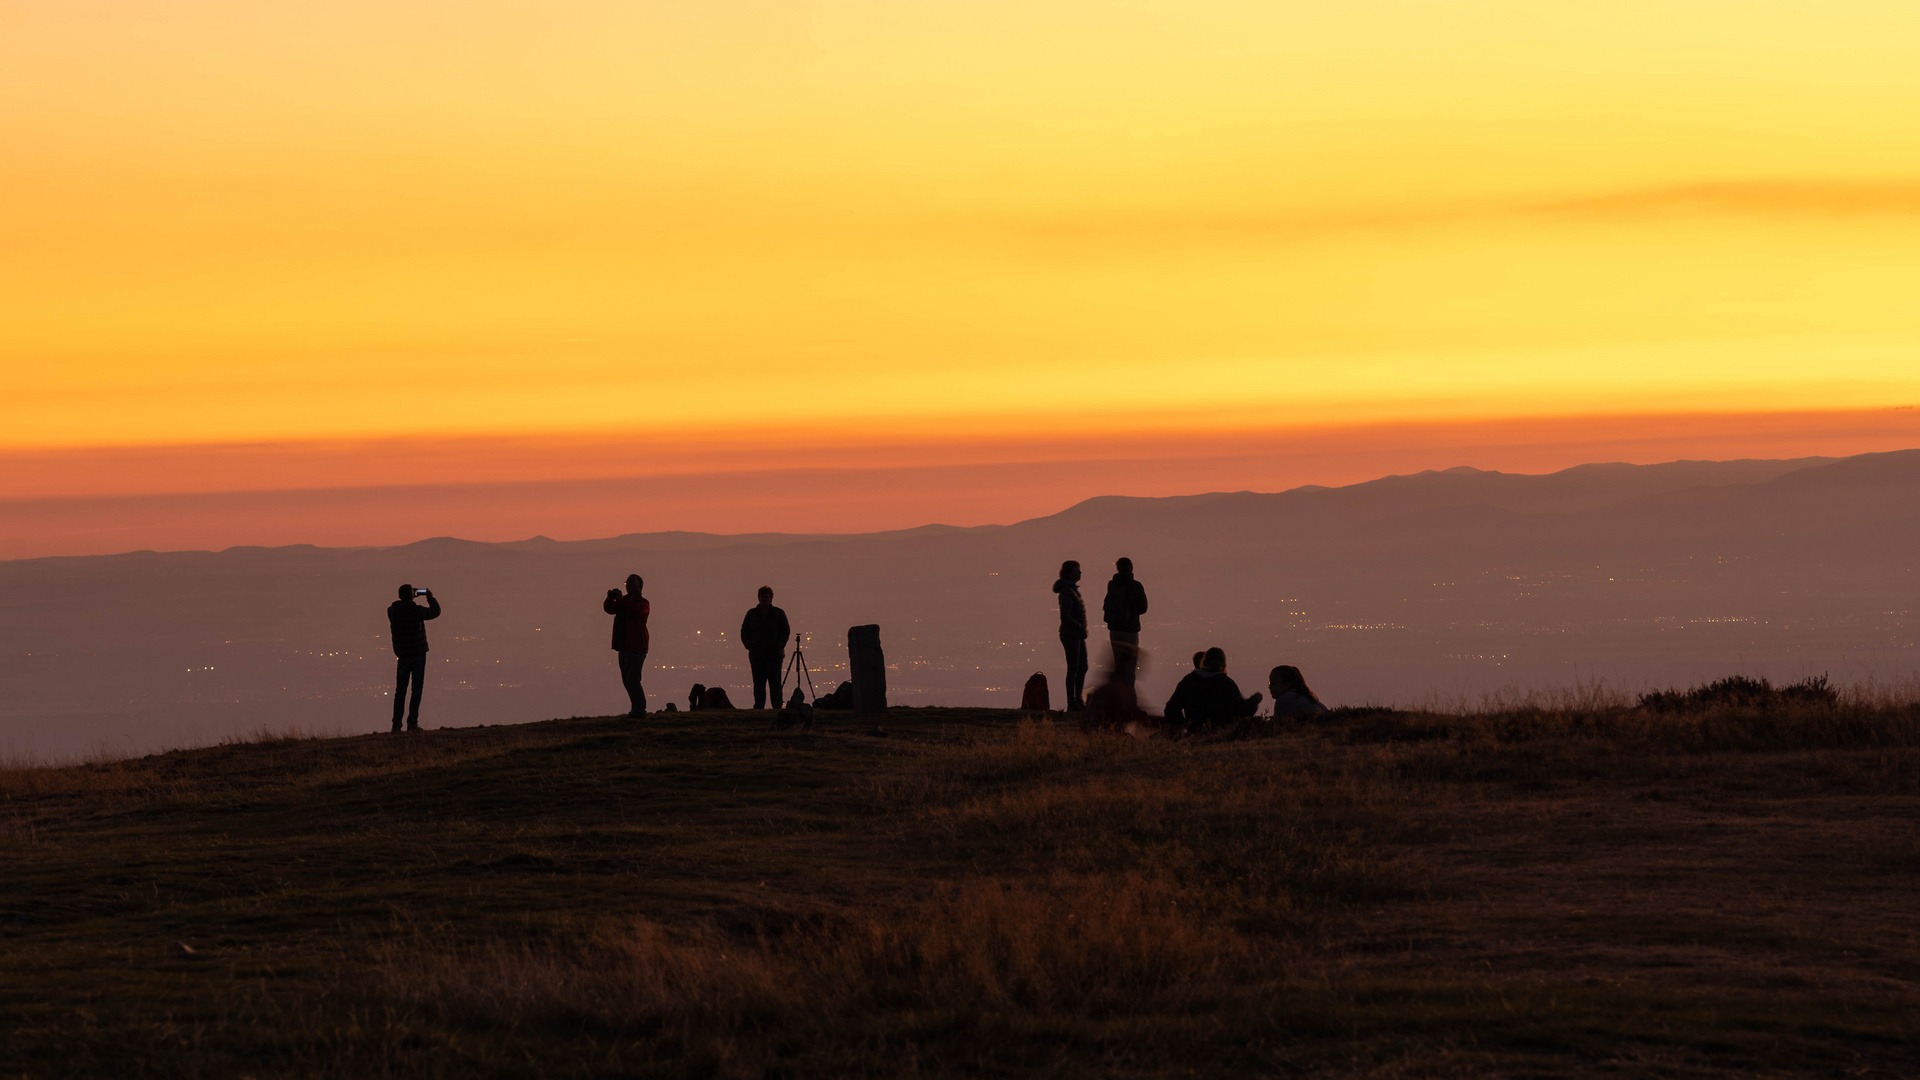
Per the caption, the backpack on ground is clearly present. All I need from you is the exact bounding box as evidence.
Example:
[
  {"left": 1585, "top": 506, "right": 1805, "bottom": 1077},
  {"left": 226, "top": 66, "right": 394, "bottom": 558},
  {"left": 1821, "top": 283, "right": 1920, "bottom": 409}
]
[{"left": 1020, "top": 672, "right": 1050, "bottom": 711}]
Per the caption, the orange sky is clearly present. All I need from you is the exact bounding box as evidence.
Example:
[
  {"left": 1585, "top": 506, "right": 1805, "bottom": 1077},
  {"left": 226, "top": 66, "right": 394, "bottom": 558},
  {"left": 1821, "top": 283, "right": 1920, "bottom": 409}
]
[{"left": 4, "top": 1, "right": 1920, "bottom": 552}]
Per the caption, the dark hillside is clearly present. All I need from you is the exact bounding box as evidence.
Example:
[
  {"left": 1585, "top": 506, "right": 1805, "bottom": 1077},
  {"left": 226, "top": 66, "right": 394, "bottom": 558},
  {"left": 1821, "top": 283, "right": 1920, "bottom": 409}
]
[{"left": 3, "top": 704, "right": 1918, "bottom": 1077}]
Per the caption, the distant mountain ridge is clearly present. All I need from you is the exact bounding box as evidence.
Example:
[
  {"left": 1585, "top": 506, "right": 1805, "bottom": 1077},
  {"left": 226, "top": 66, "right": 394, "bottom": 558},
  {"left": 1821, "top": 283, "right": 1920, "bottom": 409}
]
[
  {"left": 4, "top": 449, "right": 1917, "bottom": 759},
  {"left": 286, "top": 453, "right": 1865, "bottom": 559},
  {"left": 17, "top": 451, "right": 1893, "bottom": 563}
]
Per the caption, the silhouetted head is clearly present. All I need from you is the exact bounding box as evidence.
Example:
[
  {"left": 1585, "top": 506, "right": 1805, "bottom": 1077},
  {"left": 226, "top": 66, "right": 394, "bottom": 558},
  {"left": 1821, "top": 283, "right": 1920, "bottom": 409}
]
[
  {"left": 1059, "top": 559, "right": 1080, "bottom": 581},
  {"left": 396, "top": 583, "right": 413, "bottom": 600},
  {"left": 1269, "top": 665, "right": 1318, "bottom": 701},
  {"left": 1115, "top": 557, "right": 1133, "bottom": 575},
  {"left": 1192, "top": 651, "right": 1205, "bottom": 670},
  {"left": 758, "top": 585, "right": 774, "bottom": 603},
  {"left": 626, "top": 574, "right": 643, "bottom": 593},
  {"left": 1202, "top": 647, "right": 1227, "bottom": 673}
]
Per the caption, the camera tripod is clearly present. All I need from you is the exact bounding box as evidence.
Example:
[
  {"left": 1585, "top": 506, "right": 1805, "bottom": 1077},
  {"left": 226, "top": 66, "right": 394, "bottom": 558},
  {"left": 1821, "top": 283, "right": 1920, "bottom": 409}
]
[{"left": 780, "top": 632, "right": 817, "bottom": 705}]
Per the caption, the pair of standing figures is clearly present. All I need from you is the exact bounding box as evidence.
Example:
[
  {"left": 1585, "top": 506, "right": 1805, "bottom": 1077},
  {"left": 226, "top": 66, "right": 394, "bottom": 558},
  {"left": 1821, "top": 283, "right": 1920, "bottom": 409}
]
[
  {"left": 602, "top": 576, "right": 793, "bottom": 718},
  {"left": 1051, "top": 556, "right": 1149, "bottom": 712}
]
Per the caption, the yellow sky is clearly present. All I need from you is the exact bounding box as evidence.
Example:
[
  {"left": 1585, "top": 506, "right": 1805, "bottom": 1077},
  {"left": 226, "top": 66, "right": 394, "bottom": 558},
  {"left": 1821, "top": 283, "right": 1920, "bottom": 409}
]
[{"left": 4, "top": 0, "right": 1920, "bottom": 450}]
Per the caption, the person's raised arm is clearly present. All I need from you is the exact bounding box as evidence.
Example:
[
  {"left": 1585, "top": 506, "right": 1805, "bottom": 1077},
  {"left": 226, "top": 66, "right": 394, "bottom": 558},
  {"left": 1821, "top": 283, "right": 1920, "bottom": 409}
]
[{"left": 423, "top": 595, "right": 442, "bottom": 620}]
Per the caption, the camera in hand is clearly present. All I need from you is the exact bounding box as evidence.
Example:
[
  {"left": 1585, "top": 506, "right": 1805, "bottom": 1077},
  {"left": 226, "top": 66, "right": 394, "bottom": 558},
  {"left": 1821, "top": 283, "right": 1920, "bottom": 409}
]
[{"left": 415, "top": 588, "right": 430, "bottom": 597}]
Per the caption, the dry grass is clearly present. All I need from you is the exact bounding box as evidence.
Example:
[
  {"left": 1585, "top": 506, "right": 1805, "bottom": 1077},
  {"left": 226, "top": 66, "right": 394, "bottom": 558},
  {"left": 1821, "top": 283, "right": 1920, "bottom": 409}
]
[
  {"left": 0, "top": 720, "right": 564, "bottom": 809},
  {"left": 386, "top": 873, "right": 1250, "bottom": 1050},
  {"left": 2, "top": 702, "right": 1917, "bottom": 1077}
]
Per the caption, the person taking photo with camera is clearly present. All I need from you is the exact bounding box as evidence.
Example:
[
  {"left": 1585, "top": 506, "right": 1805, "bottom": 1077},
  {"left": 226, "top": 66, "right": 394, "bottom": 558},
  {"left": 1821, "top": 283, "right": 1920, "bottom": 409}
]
[
  {"left": 387, "top": 584, "right": 441, "bottom": 732},
  {"left": 604, "top": 574, "right": 651, "bottom": 717}
]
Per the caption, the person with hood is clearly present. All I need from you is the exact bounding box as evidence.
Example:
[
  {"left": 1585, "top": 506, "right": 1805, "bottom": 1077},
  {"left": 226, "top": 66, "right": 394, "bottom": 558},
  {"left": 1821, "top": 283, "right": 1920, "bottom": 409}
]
[
  {"left": 603, "top": 574, "right": 650, "bottom": 717},
  {"left": 1102, "top": 557, "right": 1150, "bottom": 666},
  {"left": 1052, "top": 559, "right": 1088, "bottom": 711},
  {"left": 1164, "top": 647, "right": 1262, "bottom": 735},
  {"left": 1268, "top": 665, "right": 1329, "bottom": 718},
  {"left": 740, "top": 585, "right": 792, "bottom": 709},
  {"left": 387, "top": 584, "right": 441, "bottom": 732}
]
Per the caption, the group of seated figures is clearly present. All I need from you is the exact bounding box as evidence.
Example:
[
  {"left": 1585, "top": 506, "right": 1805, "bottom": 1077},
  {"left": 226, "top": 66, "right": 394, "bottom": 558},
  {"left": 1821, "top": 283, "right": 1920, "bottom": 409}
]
[
  {"left": 1164, "top": 650, "right": 1327, "bottom": 734},
  {"left": 1076, "top": 645, "right": 1327, "bottom": 737}
]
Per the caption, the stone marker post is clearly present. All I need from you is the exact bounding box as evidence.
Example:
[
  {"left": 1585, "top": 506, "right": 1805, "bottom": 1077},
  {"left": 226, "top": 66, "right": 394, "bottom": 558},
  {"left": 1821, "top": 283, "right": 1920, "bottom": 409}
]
[{"left": 847, "top": 624, "right": 888, "bottom": 714}]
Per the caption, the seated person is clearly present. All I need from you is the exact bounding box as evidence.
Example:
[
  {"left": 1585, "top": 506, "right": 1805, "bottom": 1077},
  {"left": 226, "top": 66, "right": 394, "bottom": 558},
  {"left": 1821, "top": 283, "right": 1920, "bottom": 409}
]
[
  {"left": 687, "top": 683, "right": 738, "bottom": 710},
  {"left": 1163, "top": 647, "right": 1262, "bottom": 733},
  {"left": 1268, "top": 665, "right": 1328, "bottom": 718}
]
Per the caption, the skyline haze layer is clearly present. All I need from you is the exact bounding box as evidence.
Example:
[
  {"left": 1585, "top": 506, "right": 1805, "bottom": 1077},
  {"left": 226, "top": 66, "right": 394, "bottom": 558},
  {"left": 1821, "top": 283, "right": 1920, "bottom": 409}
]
[{"left": 5, "top": 449, "right": 1916, "bottom": 760}]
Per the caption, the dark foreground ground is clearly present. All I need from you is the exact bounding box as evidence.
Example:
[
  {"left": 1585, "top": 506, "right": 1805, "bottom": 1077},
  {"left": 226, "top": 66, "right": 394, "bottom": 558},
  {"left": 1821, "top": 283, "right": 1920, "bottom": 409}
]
[{"left": 2, "top": 703, "right": 1917, "bottom": 1078}]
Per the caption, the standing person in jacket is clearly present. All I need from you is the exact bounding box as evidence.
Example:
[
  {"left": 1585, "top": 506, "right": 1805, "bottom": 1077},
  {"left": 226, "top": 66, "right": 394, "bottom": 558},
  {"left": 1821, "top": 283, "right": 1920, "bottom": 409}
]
[
  {"left": 387, "top": 584, "right": 441, "bottom": 732},
  {"left": 603, "top": 574, "right": 650, "bottom": 717},
  {"left": 1102, "top": 557, "right": 1149, "bottom": 675},
  {"left": 739, "top": 586, "right": 792, "bottom": 709},
  {"left": 1053, "top": 560, "right": 1088, "bottom": 711}
]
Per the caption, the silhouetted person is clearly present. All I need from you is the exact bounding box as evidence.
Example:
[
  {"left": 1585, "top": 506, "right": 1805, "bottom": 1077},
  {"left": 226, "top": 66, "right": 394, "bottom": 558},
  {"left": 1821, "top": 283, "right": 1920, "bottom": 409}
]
[
  {"left": 387, "top": 584, "right": 440, "bottom": 732},
  {"left": 1053, "top": 560, "right": 1088, "bottom": 710},
  {"left": 1269, "top": 665, "right": 1328, "bottom": 718},
  {"left": 696, "top": 684, "right": 738, "bottom": 709},
  {"left": 1102, "top": 557, "right": 1149, "bottom": 677},
  {"left": 1164, "top": 647, "right": 1262, "bottom": 735},
  {"left": 1192, "top": 651, "right": 1205, "bottom": 671},
  {"left": 1082, "top": 640, "right": 1157, "bottom": 734},
  {"left": 604, "top": 574, "right": 650, "bottom": 717},
  {"left": 740, "top": 586, "right": 791, "bottom": 709}
]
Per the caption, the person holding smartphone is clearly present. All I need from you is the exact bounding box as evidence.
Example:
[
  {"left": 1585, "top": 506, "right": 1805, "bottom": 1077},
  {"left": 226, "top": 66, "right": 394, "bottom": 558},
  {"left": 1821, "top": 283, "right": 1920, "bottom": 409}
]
[
  {"left": 387, "top": 584, "right": 441, "bottom": 732},
  {"left": 604, "top": 574, "right": 651, "bottom": 717}
]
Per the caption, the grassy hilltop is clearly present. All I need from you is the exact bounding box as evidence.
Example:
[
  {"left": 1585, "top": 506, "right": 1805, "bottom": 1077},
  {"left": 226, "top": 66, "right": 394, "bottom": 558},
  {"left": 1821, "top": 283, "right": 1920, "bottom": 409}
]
[{"left": 3, "top": 702, "right": 1919, "bottom": 1078}]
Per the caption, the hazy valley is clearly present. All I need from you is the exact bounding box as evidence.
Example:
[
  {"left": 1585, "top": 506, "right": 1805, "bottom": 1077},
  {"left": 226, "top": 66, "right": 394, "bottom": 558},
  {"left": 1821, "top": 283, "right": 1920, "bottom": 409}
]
[{"left": 5, "top": 450, "right": 1919, "bottom": 758}]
